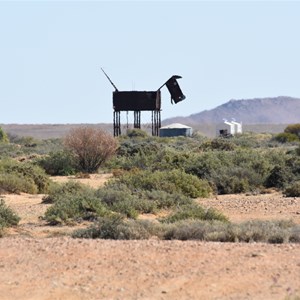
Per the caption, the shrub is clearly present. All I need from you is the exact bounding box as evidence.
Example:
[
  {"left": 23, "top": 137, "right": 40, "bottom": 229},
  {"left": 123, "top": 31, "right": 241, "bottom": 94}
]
[
  {"left": 284, "top": 124, "right": 300, "bottom": 137},
  {"left": 273, "top": 132, "right": 299, "bottom": 143},
  {"left": 200, "top": 138, "right": 236, "bottom": 151},
  {"left": 160, "top": 204, "right": 229, "bottom": 223},
  {"left": 164, "top": 219, "right": 295, "bottom": 243},
  {"left": 289, "top": 225, "right": 300, "bottom": 243},
  {"left": 126, "top": 128, "right": 148, "bottom": 138},
  {"left": 113, "top": 169, "right": 212, "bottom": 198},
  {"left": 96, "top": 185, "right": 157, "bottom": 218},
  {"left": 265, "top": 165, "right": 294, "bottom": 189},
  {"left": 235, "top": 220, "right": 291, "bottom": 243},
  {"left": 43, "top": 189, "right": 108, "bottom": 225},
  {"left": 0, "top": 199, "right": 20, "bottom": 236},
  {"left": 0, "top": 127, "right": 8, "bottom": 143},
  {"left": 42, "top": 181, "right": 92, "bottom": 204},
  {"left": 72, "top": 218, "right": 300, "bottom": 243},
  {"left": 37, "top": 150, "right": 76, "bottom": 176},
  {"left": 72, "top": 216, "right": 167, "bottom": 240},
  {"left": 0, "top": 159, "right": 50, "bottom": 193},
  {"left": 284, "top": 181, "right": 300, "bottom": 197},
  {"left": 138, "top": 190, "right": 193, "bottom": 209},
  {"left": 72, "top": 215, "right": 125, "bottom": 239},
  {"left": 0, "top": 173, "right": 38, "bottom": 194},
  {"left": 163, "top": 220, "right": 235, "bottom": 241},
  {"left": 64, "top": 127, "right": 118, "bottom": 173}
]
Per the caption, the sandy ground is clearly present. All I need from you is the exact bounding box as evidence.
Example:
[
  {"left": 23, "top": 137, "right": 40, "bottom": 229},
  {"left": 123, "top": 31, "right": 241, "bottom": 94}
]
[{"left": 0, "top": 175, "right": 300, "bottom": 300}]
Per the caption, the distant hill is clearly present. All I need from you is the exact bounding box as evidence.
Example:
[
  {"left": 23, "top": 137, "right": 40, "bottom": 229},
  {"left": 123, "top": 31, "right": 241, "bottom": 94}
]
[
  {"left": 163, "top": 96, "right": 300, "bottom": 125},
  {"left": 2, "top": 97, "right": 300, "bottom": 139}
]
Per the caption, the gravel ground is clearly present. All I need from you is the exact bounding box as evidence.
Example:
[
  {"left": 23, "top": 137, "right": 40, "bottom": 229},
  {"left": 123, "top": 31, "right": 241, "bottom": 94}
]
[{"left": 0, "top": 238, "right": 299, "bottom": 300}]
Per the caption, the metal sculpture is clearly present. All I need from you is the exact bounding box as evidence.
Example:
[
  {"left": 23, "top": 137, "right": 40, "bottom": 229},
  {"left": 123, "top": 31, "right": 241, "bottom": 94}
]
[{"left": 101, "top": 68, "right": 185, "bottom": 136}]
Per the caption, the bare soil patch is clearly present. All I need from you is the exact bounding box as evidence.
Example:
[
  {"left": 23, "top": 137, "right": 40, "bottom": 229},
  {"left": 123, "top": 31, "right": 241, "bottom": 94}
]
[
  {"left": 199, "top": 191, "right": 300, "bottom": 224},
  {"left": 1, "top": 175, "right": 300, "bottom": 299}
]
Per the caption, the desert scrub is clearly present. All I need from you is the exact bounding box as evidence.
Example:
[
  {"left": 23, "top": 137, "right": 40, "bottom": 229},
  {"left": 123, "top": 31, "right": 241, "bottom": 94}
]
[
  {"left": 96, "top": 185, "right": 156, "bottom": 218},
  {"left": 72, "top": 215, "right": 168, "bottom": 240},
  {"left": 71, "top": 217, "right": 300, "bottom": 243},
  {"left": 185, "top": 148, "right": 288, "bottom": 194},
  {"left": 164, "top": 220, "right": 236, "bottom": 241},
  {"left": 112, "top": 169, "right": 212, "bottom": 198},
  {"left": 0, "top": 127, "right": 9, "bottom": 143},
  {"left": 200, "top": 138, "right": 237, "bottom": 151},
  {"left": 283, "top": 181, "right": 300, "bottom": 197},
  {"left": 37, "top": 150, "right": 76, "bottom": 176},
  {"left": 235, "top": 220, "right": 295, "bottom": 243},
  {"left": 44, "top": 193, "right": 108, "bottom": 225},
  {"left": 0, "top": 173, "right": 38, "bottom": 194},
  {"left": 265, "top": 165, "right": 295, "bottom": 189},
  {"left": 164, "top": 219, "right": 299, "bottom": 243},
  {"left": 64, "top": 127, "right": 118, "bottom": 173},
  {"left": 0, "top": 199, "right": 20, "bottom": 236},
  {"left": 160, "top": 204, "right": 229, "bottom": 223},
  {"left": 0, "top": 159, "right": 50, "bottom": 194},
  {"left": 42, "top": 181, "right": 93, "bottom": 204},
  {"left": 137, "top": 190, "right": 193, "bottom": 209}
]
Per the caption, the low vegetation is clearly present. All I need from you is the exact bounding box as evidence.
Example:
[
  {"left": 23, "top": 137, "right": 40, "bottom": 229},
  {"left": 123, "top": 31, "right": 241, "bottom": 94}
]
[
  {"left": 73, "top": 217, "right": 300, "bottom": 243},
  {"left": 0, "top": 158, "right": 50, "bottom": 194},
  {"left": 1, "top": 125, "right": 300, "bottom": 243},
  {"left": 0, "top": 199, "right": 20, "bottom": 237},
  {"left": 64, "top": 127, "right": 118, "bottom": 173}
]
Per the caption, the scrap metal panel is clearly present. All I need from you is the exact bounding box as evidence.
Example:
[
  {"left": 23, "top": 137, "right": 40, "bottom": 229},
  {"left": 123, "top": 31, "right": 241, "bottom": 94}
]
[{"left": 113, "top": 91, "right": 161, "bottom": 111}]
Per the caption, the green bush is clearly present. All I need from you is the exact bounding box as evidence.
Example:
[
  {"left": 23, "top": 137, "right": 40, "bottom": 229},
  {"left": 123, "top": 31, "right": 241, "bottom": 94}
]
[
  {"left": 72, "top": 216, "right": 167, "bottom": 240},
  {"left": 96, "top": 185, "right": 157, "bottom": 218},
  {"left": 72, "top": 215, "right": 125, "bottom": 239},
  {"left": 273, "top": 132, "right": 299, "bottom": 143},
  {"left": 164, "top": 220, "right": 235, "bottom": 241},
  {"left": 235, "top": 220, "right": 292, "bottom": 243},
  {"left": 284, "top": 124, "right": 300, "bottom": 137},
  {"left": 72, "top": 217, "right": 300, "bottom": 243},
  {"left": 138, "top": 190, "right": 193, "bottom": 209},
  {"left": 126, "top": 128, "right": 148, "bottom": 138},
  {"left": 164, "top": 219, "right": 296, "bottom": 243},
  {"left": 0, "top": 159, "right": 50, "bottom": 194},
  {"left": 0, "top": 173, "right": 38, "bottom": 194},
  {"left": 44, "top": 192, "right": 108, "bottom": 225},
  {"left": 265, "top": 165, "right": 294, "bottom": 189},
  {"left": 186, "top": 148, "right": 288, "bottom": 194},
  {"left": 0, "top": 199, "right": 20, "bottom": 236},
  {"left": 42, "top": 181, "right": 92, "bottom": 204},
  {"left": 113, "top": 169, "right": 212, "bottom": 198},
  {"left": 160, "top": 204, "right": 229, "bottom": 223},
  {"left": 289, "top": 225, "right": 300, "bottom": 243},
  {"left": 200, "top": 138, "right": 236, "bottom": 151},
  {"left": 284, "top": 181, "right": 300, "bottom": 197},
  {"left": 37, "top": 150, "right": 76, "bottom": 176}
]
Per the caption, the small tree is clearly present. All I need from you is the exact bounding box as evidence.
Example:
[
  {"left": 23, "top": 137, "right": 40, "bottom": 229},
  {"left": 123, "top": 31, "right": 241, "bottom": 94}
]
[{"left": 64, "top": 127, "right": 118, "bottom": 173}]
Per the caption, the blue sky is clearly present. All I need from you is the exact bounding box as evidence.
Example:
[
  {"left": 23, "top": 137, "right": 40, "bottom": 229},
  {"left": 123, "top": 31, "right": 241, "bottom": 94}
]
[{"left": 0, "top": 1, "right": 299, "bottom": 124}]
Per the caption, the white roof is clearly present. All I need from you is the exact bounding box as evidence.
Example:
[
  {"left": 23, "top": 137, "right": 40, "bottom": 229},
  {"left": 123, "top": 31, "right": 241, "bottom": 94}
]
[{"left": 160, "top": 123, "right": 192, "bottom": 129}]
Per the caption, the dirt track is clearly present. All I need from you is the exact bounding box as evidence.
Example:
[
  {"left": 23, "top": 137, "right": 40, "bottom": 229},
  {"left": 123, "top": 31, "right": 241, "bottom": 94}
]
[{"left": 0, "top": 175, "right": 300, "bottom": 300}]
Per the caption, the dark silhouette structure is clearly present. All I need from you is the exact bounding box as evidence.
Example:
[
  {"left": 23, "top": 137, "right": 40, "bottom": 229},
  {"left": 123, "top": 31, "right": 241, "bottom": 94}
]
[{"left": 101, "top": 69, "right": 185, "bottom": 136}]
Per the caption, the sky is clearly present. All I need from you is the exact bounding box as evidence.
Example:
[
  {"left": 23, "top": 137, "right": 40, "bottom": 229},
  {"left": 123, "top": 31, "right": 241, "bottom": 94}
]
[{"left": 0, "top": 0, "right": 300, "bottom": 124}]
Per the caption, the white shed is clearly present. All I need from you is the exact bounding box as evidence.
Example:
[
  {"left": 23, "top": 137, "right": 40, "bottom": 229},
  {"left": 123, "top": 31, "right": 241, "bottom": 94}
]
[
  {"left": 231, "top": 121, "right": 242, "bottom": 134},
  {"left": 216, "top": 119, "right": 243, "bottom": 137},
  {"left": 216, "top": 120, "right": 235, "bottom": 137}
]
